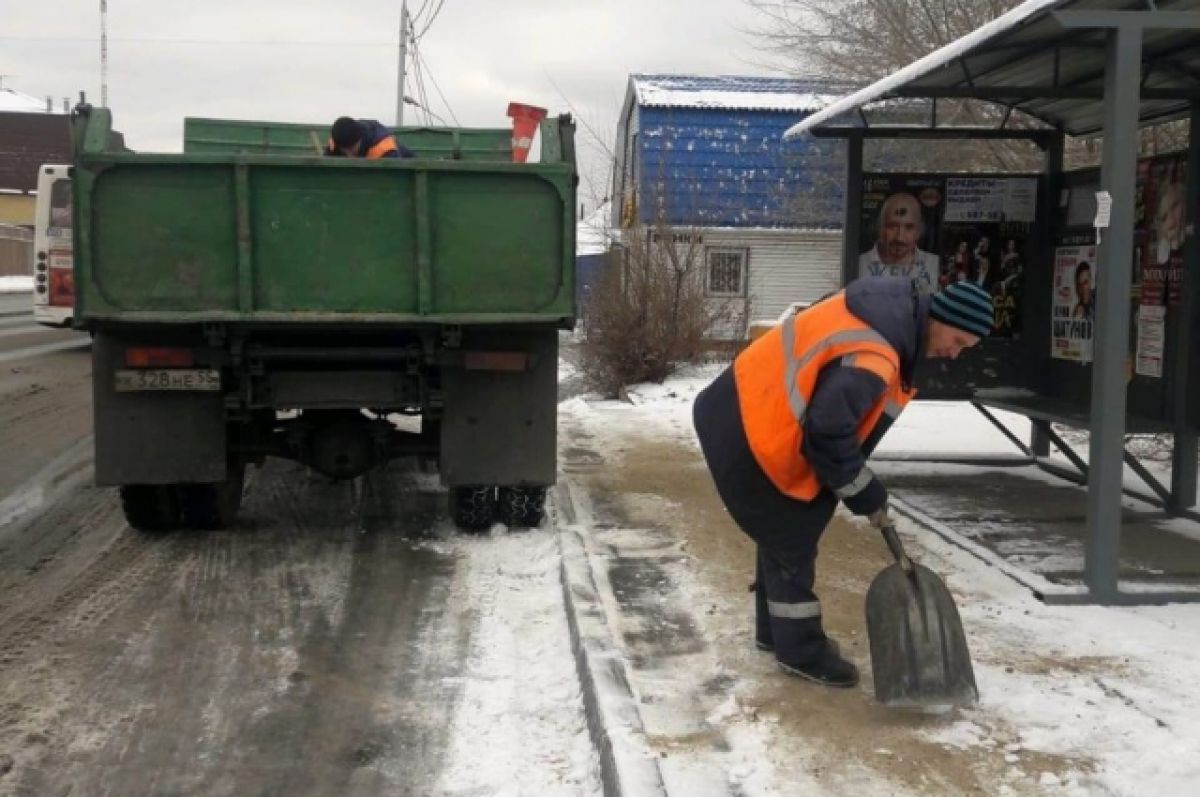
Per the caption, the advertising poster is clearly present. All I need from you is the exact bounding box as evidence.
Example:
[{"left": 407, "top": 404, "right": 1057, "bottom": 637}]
[
  {"left": 859, "top": 175, "right": 1037, "bottom": 338},
  {"left": 940, "top": 178, "right": 1035, "bottom": 339},
  {"left": 1139, "top": 155, "right": 1188, "bottom": 308},
  {"left": 944, "top": 177, "right": 1038, "bottom": 224},
  {"left": 858, "top": 175, "right": 945, "bottom": 295},
  {"left": 1135, "top": 305, "right": 1166, "bottom": 379},
  {"left": 1052, "top": 244, "right": 1097, "bottom": 362}
]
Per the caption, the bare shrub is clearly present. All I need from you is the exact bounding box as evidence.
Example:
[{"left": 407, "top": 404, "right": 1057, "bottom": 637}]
[{"left": 580, "top": 222, "right": 732, "bottom": 398}]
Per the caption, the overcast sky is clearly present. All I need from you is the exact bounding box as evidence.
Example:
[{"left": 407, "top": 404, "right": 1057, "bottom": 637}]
[{"left": 2, "top": 0, "right": 779, "bottom": 204}]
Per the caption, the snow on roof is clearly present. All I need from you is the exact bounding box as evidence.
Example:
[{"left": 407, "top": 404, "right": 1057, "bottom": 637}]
[
  {"left": 631, "top": 74, "right": 850, "bottom": 113},
  {"left": 0, "top": 89, "right": 50, "bottom": 113},
  {"left": 576, "top": 202, "right": 613, "bottom": 257},
  {"left": 783, "top": 0, "right": 1061, "bottom": 138}
]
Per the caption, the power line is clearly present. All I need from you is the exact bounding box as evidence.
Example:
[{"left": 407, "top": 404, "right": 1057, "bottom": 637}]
[
  {"left": 410, "top": 0, "right": 433, "bottom": 32},
  {"left": 409, "top": 38, "right": 433, "bottom": 126},
  {"left": 414, "top": 0, "right": 446, "bottom": 40},
  {"left": 0, "top": 34, "right": 400, "bottom": 47},
  {"left": 416, "top": 46, "right": 459, "bottom": 126}
]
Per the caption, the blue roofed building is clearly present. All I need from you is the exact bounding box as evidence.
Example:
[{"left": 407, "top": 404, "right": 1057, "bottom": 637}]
[{"left": 612, "top": 74, "right": 848, "bottom": 338}]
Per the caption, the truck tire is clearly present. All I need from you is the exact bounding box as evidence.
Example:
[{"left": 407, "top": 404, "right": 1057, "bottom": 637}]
[
  {"left": 450, "top": 486, "right": 496, "bottom": 532},
  {"left": 498, "top": 487, "right": 547, "bottom": 528},
  {"left": 119, "top": 485, "right": 181, "bottom": 532},
  {"left": 180, "top": 464, "right": 246, "bottom": 531}
]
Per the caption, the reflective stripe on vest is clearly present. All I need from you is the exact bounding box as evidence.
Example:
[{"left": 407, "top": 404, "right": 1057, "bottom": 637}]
[
  {"left": 366, "top": 136, "right": 399, "bottom": 159},
  {"left": 732, "top": 291, "right": 916, "bottom": 502},
  {"left": 781, "top": 318, "right": 890, "bottom": 425}
]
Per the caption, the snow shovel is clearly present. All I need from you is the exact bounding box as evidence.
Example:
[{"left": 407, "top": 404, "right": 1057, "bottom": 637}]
[{"left": 865, "top": 523, "right": 978, "bottom": 710}]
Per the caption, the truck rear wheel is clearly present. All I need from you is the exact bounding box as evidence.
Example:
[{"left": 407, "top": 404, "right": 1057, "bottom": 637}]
[
  {"left": 119, "top": 485, "right": 181, "bottom": 532},
  {"left": 180, "top": 464, "right": 246, "bottom": 531},
  {"left": 450, "top": 486, "right": 496, "bottom": 532},
  {"left": 498, "top": 487, "right": 547, "bottom": 528}
]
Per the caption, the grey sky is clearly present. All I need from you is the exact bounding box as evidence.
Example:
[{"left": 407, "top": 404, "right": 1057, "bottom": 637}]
[{"left": 2, "top": 0, "right": 776, "bottom": 203}]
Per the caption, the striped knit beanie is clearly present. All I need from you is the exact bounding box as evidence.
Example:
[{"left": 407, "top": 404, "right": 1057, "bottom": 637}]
[{"left": 930, "top": 281, "right": 994, "bottom": 339}]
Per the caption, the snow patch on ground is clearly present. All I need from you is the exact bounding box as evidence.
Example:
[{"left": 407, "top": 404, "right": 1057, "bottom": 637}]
[
  {"left": 562, "top": 364, "right": 1200, "bottom": 796},
  {"left": 433, "top": 529, "right": 601, "bottom": 796},
  {"left": 877, "top": 401, "right": 1030, "bottom": 456},
  {"left": 889, "top": 505, "right": 1200, "bottom": 796},
  {"left": 0, "top": 276, "right": 32, "bottom": 294}
]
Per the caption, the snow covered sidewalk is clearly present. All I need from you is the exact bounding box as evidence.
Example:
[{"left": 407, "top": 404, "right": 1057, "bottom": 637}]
[{"left": 558, "top": 365, "right": 1200, "bottom": 796}]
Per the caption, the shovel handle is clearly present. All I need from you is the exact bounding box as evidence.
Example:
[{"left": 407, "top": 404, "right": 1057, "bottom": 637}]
[{"left": 880, "top": 524, "right": 915, "bottom": 574}]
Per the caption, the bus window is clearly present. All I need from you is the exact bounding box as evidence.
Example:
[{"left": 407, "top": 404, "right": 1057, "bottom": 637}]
[{"left": 49, "top": 179, "right": 73, "bottom": 232}]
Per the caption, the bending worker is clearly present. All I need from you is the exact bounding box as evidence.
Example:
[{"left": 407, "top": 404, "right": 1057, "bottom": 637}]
[
  {"left": 692, "top": 278, "right": 993, "bottom": 687},
  {"left": 325, "top": 117, "right": 415, "bottom": 159}
]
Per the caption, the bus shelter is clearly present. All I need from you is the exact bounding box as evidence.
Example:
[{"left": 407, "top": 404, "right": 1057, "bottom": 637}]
[{"left": 785, "top": 0, "right": 1200, "bottom": 604}]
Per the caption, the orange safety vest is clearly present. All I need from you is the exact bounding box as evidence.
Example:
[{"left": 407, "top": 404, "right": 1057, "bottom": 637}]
[
  {"left": 364, "top": 135, "right": 399, "bottom": 159},
  {"left": 733, "top": 291, "right": 916, "bottom": 501},
  {"left": 324, "top": 135, "right": 400, "bottom": 159}
]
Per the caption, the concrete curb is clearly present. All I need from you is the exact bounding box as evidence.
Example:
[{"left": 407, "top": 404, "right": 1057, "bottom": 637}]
[{"left": 554, "top": 482, "right": 667, "bottom": 797}]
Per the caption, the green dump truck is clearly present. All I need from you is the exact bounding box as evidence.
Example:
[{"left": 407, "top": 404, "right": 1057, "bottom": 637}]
[{"left": 72, "top": 107, "right": 576, "bottom": 532}]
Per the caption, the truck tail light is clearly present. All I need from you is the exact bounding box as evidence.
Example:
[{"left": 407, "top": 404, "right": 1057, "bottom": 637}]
[
  {"left": 125, "top": 347, "right": 195, "bottom": 368},
  {"left": 463, "top": 351, "right": 529, "bottom": 372}
]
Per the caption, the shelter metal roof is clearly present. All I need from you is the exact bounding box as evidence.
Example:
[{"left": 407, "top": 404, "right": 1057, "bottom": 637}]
[
  {"left": 784, "top": 0, "right": 1200, "bottom": 139},
  {"left": 631, "top": 74, "right": 848, "bottom": 113}
]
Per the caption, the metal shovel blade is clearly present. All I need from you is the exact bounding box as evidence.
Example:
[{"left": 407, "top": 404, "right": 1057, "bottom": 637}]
[{"left": 866, "top": 560, "right": 979, "bottom": 710}]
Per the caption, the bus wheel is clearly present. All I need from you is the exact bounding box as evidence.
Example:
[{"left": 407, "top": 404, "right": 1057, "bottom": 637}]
[{"left": 119, "top": 485, "right": 181, "bottom": 532}]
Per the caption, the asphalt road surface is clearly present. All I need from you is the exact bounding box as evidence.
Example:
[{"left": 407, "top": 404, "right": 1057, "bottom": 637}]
[{"left": 0, "top": 304, "right": 597, "bottom": 795}]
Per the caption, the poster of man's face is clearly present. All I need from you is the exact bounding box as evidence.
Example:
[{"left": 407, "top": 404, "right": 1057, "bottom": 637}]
[
  {"left": 1073, "top": 261, "right": 1094, "bottom": 319},
  {"left": 874, "top": 193, "right": 924, "bottom": 265}
]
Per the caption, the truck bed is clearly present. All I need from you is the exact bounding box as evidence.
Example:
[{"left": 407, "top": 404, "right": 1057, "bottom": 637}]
[{"left": 73, "top": 109, "right": 576, "bottom": 326}]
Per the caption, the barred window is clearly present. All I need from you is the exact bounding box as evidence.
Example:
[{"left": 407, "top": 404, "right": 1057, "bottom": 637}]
[{"left": 706, "top": 248, "right": 747, "bottom": 297}]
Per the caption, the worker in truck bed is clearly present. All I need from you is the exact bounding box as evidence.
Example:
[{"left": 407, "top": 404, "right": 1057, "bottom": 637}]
[
  {"left": 692, "top": 278, "right": 993, "bottom": 688},
  {"left": 324, "top": 117, "right": 415, "bottom": 159}
]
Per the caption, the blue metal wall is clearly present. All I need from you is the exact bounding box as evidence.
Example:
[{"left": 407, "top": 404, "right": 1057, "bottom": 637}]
[{"left": 636, "top": 107, "right": 844, "bottom": 229}]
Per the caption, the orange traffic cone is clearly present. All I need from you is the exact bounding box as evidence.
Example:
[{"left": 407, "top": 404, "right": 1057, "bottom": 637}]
[{"left": 506, "top": 102, "right": 548, "bottom": 163}]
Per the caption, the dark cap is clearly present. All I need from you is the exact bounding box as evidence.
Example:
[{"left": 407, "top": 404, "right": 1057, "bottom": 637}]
[{"left": 331, "top": 117, "right": 364, "bottom": 149}]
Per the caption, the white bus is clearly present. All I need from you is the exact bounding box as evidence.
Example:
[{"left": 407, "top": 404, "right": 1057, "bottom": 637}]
[{"left": 31, "top": 165, "right": 75, "bottom": 327}]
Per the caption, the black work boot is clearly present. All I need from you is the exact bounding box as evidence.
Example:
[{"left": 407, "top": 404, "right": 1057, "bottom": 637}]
[
  {"left": 777, "top": 640, "right": 859, "bottom": 688},
  {"left": 753, "top": 579, "right": 773, "bottom": 651}
]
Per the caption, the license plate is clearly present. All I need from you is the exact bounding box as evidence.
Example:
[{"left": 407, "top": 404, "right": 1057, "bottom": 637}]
[{"left": 114, "top": 369, "right": 221, "bottom": 392}]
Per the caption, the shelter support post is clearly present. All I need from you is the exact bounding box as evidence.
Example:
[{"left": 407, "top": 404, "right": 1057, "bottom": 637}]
[
  {"left": 1168, "top": 108, "right": 1200, "bottom": 513},
  {"left": 840, "top": 132, "right": 864, "bottom": 288},
  {"left": 1033, "top": 133, "right": 1066, "bottom": 460},
  {"left": 1084, "top": 24, "right": 1143, "bottom": 601}
]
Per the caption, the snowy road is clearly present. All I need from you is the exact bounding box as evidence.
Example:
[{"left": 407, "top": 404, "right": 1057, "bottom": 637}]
[
  {"left": 0, "top": 304, "right": 90, "bottom": 368},
  {"left": 0, "top": 312, "right": 92, "bottom": 512},
  {"left": 0, "top": 325, "right": 601, "bottom": 796},
  {"left": 8, "top": 333, "right": 1200, "bottom": 796},
  {"left": 0, "top": 462, "right": 598, "bottom": 795}
]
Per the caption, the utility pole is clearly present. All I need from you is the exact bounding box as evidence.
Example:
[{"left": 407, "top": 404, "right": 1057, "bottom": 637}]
[
  {"left": 396, "top": 0, "right": 408, "bottom": 126},
  {"left": 100, "top": 0, "right": 109, "bottom": 106}
]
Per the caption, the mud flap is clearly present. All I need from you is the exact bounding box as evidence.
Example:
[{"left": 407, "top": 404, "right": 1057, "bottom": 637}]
[
  {"left": 92, "top": 333, "right": 227, "bottom": 486},
  {"left": 439, "top": 327, "right": 557, "bottom": 487}
]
